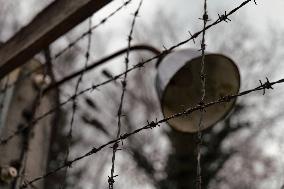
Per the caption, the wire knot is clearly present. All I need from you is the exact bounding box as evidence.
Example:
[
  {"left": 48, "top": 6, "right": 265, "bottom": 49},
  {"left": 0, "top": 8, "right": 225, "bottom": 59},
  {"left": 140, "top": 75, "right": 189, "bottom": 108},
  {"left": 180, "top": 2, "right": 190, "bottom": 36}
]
[
  {"left": 218, "top": 11, "right": 231, "bottom": 22},
  {"left": 65, "top": 160, "right": 73, "bottom": 168},
  {"left": 188, "top": 30, "right": 197, "bottom": 44},
  {"left": 199, "top": 43, "right": 206, "bottom": 51},
  {"left": 108, "top": 175, "right": 117, "bottom": 189},
  {"left": 259, "top": 77, "right": 273, "bottom": 95},
  {"left": 200, "top": 73, "right": 206, "bottom": 81},
  {"left": 220, "top": 95, "right": 233, "bottom": 102},
  {"left": 199, "top": 12, "right": 210, "bottom": 22},
  {"left": 147, "top": 120, "right": 157, "bottom": 129},
  {"left": 198, "top": 101, "right": 206, "bottom": 112}
]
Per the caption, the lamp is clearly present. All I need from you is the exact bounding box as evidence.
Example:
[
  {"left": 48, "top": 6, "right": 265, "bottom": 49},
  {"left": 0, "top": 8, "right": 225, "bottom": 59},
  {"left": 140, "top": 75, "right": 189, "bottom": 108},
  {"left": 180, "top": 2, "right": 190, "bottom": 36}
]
[
  {"left": 156, "top": 49, "right": 240, "bottom": 133},
  {"left": 45, "top": 45, "right": 240, "bottom": 133}
]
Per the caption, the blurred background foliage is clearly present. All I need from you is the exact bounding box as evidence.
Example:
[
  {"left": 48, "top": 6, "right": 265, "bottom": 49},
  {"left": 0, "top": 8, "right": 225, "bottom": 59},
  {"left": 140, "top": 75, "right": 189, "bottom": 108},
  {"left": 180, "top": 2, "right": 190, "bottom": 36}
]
[{"left": 1, "top": 1, "right": 284, "bottom": 189}]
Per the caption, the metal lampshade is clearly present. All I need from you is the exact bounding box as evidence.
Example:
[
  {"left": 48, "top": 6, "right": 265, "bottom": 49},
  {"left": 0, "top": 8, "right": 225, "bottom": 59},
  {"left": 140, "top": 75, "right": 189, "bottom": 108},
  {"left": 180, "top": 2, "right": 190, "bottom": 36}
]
[{"left": 156, "top": 49, "right": 240, "bottom": 133}]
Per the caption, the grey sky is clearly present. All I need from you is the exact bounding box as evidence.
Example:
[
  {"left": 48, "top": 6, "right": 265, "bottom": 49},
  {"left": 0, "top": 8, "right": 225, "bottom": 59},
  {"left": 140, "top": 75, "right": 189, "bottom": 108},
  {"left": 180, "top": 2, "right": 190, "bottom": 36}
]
[{"left": 101, "top": 0, "right": 284, "bottom": 33}]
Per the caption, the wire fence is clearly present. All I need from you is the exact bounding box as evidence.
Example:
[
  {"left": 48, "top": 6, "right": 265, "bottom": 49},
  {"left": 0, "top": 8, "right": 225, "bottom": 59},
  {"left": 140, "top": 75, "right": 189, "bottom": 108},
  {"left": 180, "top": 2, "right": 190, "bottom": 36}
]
[
  {"left": 20, "top": 76, "right": 283, "bottom": 188},
  {"left": 1, "top": 0, "right": 279, "bottom": 189},
  {"left": 0, "top": 0, "right": 255, "bottom": 146}
]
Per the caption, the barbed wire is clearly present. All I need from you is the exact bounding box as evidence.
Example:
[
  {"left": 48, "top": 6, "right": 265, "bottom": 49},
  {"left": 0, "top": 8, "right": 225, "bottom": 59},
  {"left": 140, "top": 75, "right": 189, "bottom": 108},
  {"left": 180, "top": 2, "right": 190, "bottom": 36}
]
[
  {"left": 108, "top": 1, "right": 142, "bottom": 188},
  {"left": 0, "top": 0, "right": 255, "bottom": 146},
  {"left": 61, "top": 17, "right": 93, "bottom": 189},
  {"left": 20, "top": 76, "right": 283, "bottom": 188},
  {"left": 0, "top": 0, "right": 133, "bottom": 96},
  {"left": 196, "top": 0, "right": 209, "bottom": 188}
]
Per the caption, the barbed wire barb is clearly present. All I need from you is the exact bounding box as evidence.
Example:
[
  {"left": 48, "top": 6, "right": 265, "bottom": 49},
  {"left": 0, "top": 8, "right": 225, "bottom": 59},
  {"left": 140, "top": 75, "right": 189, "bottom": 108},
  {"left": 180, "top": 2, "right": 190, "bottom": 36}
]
[
  {"left": 188, "top": 30, "right": 196, "bottom": 44},
  {"left": 218, "top": 11, "right": 231, "bottom": 22}
]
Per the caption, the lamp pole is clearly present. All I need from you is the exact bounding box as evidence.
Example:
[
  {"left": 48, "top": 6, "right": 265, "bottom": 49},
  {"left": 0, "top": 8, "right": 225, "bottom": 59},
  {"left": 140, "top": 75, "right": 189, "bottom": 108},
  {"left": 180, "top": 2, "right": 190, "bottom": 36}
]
[{"left": 44, "top": 44, "right": 161, "bottom": 93}]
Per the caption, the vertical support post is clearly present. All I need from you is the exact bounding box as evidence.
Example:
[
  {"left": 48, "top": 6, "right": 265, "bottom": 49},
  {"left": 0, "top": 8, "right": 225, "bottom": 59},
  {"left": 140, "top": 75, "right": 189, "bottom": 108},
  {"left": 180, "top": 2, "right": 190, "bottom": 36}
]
[{"left": 0, "top": 59, "right": 57, "bottom": 189}]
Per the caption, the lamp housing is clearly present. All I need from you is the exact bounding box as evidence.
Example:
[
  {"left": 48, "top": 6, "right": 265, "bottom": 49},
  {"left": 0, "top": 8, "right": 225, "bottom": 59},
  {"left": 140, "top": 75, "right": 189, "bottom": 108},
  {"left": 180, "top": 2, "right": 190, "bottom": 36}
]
[{"left": 156, "top": 49, "right": 240, "bottom": 133}]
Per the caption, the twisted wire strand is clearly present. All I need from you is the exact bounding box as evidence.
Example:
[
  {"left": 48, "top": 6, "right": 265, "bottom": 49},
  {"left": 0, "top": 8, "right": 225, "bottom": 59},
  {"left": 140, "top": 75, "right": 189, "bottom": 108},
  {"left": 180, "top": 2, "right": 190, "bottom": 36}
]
[
  {"left": 108, "top": 1, "right": 143, "bottom": 188},
  {"left": 196, "top": 0, "right": 208, "bottom": 188}
]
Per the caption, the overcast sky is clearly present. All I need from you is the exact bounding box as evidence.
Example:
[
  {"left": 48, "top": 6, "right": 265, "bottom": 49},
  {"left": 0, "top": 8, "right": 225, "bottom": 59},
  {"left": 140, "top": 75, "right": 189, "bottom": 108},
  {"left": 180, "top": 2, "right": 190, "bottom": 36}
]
[{"left": 1, "top": 1, "right": 284, "bottom": 188}]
